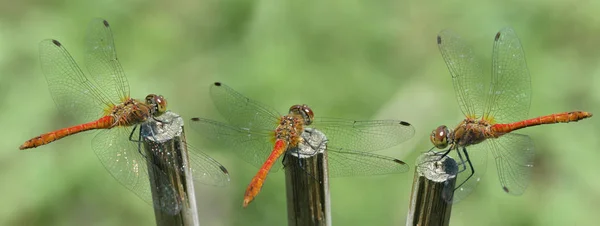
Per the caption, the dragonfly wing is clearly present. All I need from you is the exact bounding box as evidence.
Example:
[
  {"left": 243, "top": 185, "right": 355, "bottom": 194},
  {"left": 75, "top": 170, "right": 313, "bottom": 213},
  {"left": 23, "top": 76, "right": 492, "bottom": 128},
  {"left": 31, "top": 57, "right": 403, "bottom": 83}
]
[
  {"left": 84, "top": 18, "right": 130, "bottom": 103},
  {"left": 484, "top": 27, "right": 531, "bottom": 123},
  {"left": 188, "top": 118, "right": 283, "bottom": 173},
  {"left": 185, "top": 143, "right": 231, "bottom": 186},
  {"left": 92, "top": 128, "right": 182, "bottom": 215},
  {"left": 437, "top": 29, "right": 488, "bottom": 119},
  {"left": 489, "top": 133, "right": 535, "bottom": 195},
  {"left": 441, "top": 140, "right": 490, "bottom": 203},
  {"left": 326, "top": 146, "right": 409, "bottom": 177},
  {"left": 39, "top": 39, "right": 113, "bottom": 123},
  {"left": 313, "top": 118, "right": 415, "bottom": 152},
  {"left": 209, "top": 82, "right": 281, "bottom": 130}
]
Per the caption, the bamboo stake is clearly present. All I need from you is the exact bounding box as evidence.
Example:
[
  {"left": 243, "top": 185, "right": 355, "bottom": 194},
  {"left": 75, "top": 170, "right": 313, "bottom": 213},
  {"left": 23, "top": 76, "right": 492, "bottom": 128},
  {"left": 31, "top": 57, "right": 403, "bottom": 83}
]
[
  {"left": 284, "top": 128, "right": 331, "bottom": 226},
  {"left": 406, "top": 152, "right": 458, "bottom": 226},
  {"left": 141, "top": 111, "right": 199, "bottom": 226}
]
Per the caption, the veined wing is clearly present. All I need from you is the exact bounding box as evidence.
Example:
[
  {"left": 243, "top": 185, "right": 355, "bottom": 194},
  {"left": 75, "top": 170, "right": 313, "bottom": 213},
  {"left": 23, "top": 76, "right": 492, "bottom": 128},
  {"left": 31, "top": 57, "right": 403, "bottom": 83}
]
[
  {"left": 85, "top": 18, "right": 130, "bottom": 103},
  {"left": 92, "top": 127, "right": 182, "bottom": 215},
  {"left": 483, "top": 27, "right": 531, "bottom": 124},
  {"left": 39, "top": 39, "right": 114, "bottom": 123},
  {"left": 209, "top": 82, "right": 281, "bottom": 131},
  {"left": 437, "top": 29, "right": 488, "bottom": 119},
  {"left": 440, "top": 140, "right": 489, "bottom": 203},
  {"left": 489, "top": 133, "right": 534, "bottom": 195},
  {"left": 184, "top": 143, "right": 231, "bottom": 186},
  {"left": 313, "top": 118, "right": 415, "bottom": 152},
  {"left": 326, "top": 146, "right": 409, "bottom": 177},
  {"left": 188, "top": 118, "right": 283, "bottom": 172}
]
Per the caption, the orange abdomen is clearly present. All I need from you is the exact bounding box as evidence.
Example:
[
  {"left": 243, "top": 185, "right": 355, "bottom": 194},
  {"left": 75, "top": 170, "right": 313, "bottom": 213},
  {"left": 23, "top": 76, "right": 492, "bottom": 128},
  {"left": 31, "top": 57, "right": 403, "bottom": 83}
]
[
  {"left": 19, "top": 116, "right": 115, "bottom": 150},
  {"left": 491, "top": 111, "right": 592, "bottom": 134},
  {"left": 242, "top": 140, "right": 287, "bottom": 207}
]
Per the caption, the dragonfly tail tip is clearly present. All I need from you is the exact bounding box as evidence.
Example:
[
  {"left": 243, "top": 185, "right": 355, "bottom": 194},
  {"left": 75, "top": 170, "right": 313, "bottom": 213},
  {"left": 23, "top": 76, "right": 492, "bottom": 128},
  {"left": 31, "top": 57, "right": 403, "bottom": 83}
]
[{"left": 242, "top": 198, "right": 251, "bottom": 208}]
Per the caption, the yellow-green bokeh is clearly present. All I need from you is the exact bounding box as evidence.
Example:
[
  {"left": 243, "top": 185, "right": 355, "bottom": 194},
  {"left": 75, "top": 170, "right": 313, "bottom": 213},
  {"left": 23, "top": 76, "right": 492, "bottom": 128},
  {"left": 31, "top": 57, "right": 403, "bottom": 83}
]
[{"left": 1, "top": 0, "right": 599, "bottom": 225}]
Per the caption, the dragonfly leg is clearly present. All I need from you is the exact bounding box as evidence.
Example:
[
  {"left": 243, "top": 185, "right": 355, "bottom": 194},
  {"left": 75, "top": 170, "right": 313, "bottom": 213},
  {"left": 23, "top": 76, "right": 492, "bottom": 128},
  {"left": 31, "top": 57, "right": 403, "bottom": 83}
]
[
  {"left": 152, "top": 116, "right": 166, "bottom": 123},
  {"left": 285, "top": 151, "right": 320, "bottom": 183},
  {"left": 455, "top": 147, "right": 467, "bottom": 173},
  {"left": 152, "top": 113, "right": 181, "bottom": 124},
  {"left": 280, "top": 129, "right": 323, "bottom": 183},
  {"left": 300, "top": 153, "right": 320, "bottom": 183},
  {"left": 303, "top": 136, "right": 327, "bottom": 183},
  {"left": 435, "top": 147, "right": 452, "bottom": 160},
  {"left": 127, "top": 125, "right": 148, "bottom": 158},
  {"left": 418, "top": 147, "right": 450, "bottom": 165},
  {"left": 301, "top": 128, "right": 326, "bottom": 156},
  {"left": 128, "top": 125, "right": 141, "bottom": 142},
  {"left": 281, "top": 153, "right": 288, "bottom": 169},
  {"left": 453, "top": 147, "right": 475, "bottom": 192}
]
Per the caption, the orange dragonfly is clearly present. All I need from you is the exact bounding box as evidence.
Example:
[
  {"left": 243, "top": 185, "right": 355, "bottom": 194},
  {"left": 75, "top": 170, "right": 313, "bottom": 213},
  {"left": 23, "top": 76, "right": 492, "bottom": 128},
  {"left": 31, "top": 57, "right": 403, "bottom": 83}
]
[
  {"left": 20, "top": 19, "right": 230, "bottom": 213},
  {"left": 431, "top": 27, "right": 592, "bottom": 202},
  {"left": 189, "top": 82, "right": 415, "bottom": 207}
]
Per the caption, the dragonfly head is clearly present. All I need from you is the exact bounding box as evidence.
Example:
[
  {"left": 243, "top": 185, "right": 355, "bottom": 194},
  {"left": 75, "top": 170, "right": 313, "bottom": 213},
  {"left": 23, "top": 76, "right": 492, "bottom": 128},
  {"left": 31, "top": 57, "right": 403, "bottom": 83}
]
[
  {"left": 430, "top": 125, "right": 450, "bottom": 149},
  {"left": 146, "top": 94, "right": 168, "bottom": 116},
  {"left": 289, "top": 104, "right": 314, "bottom": 125}
]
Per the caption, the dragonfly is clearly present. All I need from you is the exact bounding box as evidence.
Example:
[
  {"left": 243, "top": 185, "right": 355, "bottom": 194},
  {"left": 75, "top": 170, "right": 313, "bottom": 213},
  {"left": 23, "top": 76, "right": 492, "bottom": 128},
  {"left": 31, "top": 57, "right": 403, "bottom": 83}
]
[
  {"left": 189, "top": 82, "right": 415, "bottom": 207},
  {"left": 431, "top": 27, "right": 592, "bottom": 203},
  {"left": 19, "top": 18, "right": 230, "bottom": 213}
]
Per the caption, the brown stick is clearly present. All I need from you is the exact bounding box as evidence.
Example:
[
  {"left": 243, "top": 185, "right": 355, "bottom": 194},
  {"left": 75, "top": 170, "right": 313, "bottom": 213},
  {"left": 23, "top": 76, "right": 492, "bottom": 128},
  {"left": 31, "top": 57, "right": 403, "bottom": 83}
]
[
  {"left": 141, "top": 111, "right": 199, "bottom": 226},
  {"left": 406, "top": 152, "right": 458, "bottom": 226},
  {"left": 284, "top": 128, "right": 331, "bottom": 226}
]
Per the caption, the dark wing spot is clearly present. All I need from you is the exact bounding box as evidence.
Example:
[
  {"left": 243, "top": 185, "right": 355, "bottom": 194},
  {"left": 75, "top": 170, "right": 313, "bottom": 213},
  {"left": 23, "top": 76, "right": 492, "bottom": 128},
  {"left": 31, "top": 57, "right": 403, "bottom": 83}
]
[
  {"left": 399, "top": 121, "right": 411, "bottom": 126},
  {"left": 190, "top": 117, "right": 200, "bottom": 121},
  {"left": 51, "top": 39, "right": 62, "bottom": 47},
  {"left": 495, "top": 32, "right": 501, "bottom": 41},
  {"left": 103, "top": 20, "right": 110, "bottom": 27},
  {"left": 393, "top": 159, "right": 406, "bottom": 165},
  {"left": 219, "top": 165, "right": 229, "bottom": 174},
  {"left": 214, "top": 82, "right": 222, "bottom": 86},
  {"left": 437, "top": 35, "right": 442, "bottom": 44},
  {"left": 502, "top": 186, "right": 509, "bottom": 193}
]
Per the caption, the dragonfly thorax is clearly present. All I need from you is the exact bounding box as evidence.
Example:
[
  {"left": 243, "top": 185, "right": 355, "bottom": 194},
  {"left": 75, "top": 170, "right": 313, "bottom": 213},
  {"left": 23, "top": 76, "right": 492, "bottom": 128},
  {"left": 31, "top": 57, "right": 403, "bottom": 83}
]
[
  {"left": 275, "top": 115, "right": 305, "bottom": 147},
  {"left": 450, "top": 119, "right": 492, "bottom": 148}
]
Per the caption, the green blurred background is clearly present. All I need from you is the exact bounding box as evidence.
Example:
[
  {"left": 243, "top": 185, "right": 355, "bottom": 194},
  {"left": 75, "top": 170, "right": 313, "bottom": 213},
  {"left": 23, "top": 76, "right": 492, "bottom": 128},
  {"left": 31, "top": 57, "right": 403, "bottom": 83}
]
[{"left": 1, "top": 0, "right": 599, "bottom": 225}]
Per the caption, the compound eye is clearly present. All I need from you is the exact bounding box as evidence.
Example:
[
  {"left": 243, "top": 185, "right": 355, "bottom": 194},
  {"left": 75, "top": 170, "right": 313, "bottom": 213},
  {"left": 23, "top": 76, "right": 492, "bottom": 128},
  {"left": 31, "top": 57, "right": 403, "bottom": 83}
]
[
  {"left": 155, "top": 95, "right": 167, "bottom": 113},
  {"left": 145, "top": 95, "right": 154, "bottom": 105},
  {"left": 430, "top": 125, "right": 449, "bottom": 149},
  {"left": 288, "top": 104, "right": 315, "bottom": 125},
  {"left": 145, "top": 94, "right": 168, "bottom": 116},
  {"left": 301, "top": 105, "right": 314, "bottom": 125}
]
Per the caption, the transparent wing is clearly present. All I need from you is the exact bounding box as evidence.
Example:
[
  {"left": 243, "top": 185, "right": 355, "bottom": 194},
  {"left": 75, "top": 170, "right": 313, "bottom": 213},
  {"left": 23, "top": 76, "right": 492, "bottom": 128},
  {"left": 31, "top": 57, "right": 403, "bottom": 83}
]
[
  {"left": 441, "top": 141, "right": 489, "bottom": 203},
  {"left": 437, "top": 30, "right": 488, "bottom": 119},
  {"left": 84, "top": 18, "right": 130, "bottom": 103},
  {"left": 209, "top": 82, "right": 281, "bottom": 130},
  {"left": 326, "top": 146, "right": 409, "bottom": 177},
  {"left": 39, "top": 39, "right": 113, "bottom": 123},
  {"left": 484, "top": 27, "right": 531, "bottom": 123},
  {"left": 313, "top": 118, "right": 415, "bottom": 152},
  {"left": 92, "top": 127, "right": 182, "bottom": 214},
  {"left": 489, "top": 133, "right": 534, "bottom": 195},
  {"left": 185, "top": 143, "right": 231, "bottom": 186},
  {"left": 188, "top": 118, "right": 282, "bottom": 172}
]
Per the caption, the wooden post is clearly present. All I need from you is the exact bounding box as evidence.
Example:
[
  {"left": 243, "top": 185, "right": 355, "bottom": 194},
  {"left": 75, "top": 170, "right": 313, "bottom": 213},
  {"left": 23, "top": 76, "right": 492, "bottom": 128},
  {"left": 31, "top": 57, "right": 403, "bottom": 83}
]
[
  {"left": 141, "top": 111, "right": 199, "bottom": 226},
  {"left": 284, "top": 128, "right": 332, "bottom": 226},
  {"left": 406, "top": 152, "right": 458, "bottom": 226}
]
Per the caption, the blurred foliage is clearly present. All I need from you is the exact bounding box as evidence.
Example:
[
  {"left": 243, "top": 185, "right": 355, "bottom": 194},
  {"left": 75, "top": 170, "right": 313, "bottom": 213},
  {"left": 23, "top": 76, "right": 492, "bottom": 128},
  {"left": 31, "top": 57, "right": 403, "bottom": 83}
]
[{"left": 1, "top": 0, "right": 599, "bottom": 225}]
